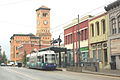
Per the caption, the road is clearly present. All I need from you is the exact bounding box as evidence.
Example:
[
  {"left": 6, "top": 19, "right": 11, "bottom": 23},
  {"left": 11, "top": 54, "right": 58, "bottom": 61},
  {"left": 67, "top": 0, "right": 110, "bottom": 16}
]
[{"left": 0, "top": 66, "right": 120, "bottom": 80}]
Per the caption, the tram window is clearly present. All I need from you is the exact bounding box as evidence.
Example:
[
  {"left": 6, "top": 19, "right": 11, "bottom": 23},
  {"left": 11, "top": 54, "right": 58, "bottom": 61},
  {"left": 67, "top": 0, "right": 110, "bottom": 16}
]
[
  {"left": 26, "top": 58, "right": 29, "bottom": 62},
  {"left": 52, "top": 54, "right": 54, "bottom": 56},
  {"left": 42, "top": 56, "right": 44, "bottom": 63},
  {"left": 45, "top": 58, "right": 48, "bottom": 62},
  {"left": 37, "top": 56, "right": 41, "bottom": 59}
]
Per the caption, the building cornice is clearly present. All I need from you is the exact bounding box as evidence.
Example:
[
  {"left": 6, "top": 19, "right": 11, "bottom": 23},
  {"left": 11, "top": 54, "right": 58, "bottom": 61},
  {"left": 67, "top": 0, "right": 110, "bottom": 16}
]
[
  {"left": 104, "top": 0, "right": 120, "bottom": 11},
  {"left": 36, "top": 6, "right": 50, "bottom": 11},
  {"left": 64, "top": 15, "right": 93, "bottom": 30}
]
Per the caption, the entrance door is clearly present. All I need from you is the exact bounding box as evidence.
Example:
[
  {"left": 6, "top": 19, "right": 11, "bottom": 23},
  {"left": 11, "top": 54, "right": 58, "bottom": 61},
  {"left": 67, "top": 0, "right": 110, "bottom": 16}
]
[
  {"left": 104, "top": 49, "right": 108, "bottom": 65},
  {"left": 111, "top": 56, "right": 116, "bottom": 62}
]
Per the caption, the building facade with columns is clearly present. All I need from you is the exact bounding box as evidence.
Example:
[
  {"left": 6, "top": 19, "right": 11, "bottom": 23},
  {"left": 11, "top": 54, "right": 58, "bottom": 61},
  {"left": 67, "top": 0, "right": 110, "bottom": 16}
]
[
  {"left": 89, "top": 13, "right": 109, "bottom": 69},
  {"left": 105, "top": 0, "right": 120, "bottom": 69}
]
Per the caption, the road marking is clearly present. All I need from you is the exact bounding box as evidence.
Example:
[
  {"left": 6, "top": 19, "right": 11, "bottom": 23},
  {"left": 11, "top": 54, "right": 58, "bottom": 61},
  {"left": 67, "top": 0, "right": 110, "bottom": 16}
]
[{"left": 2, "top": 67, "right": 42, "bottom": 80}]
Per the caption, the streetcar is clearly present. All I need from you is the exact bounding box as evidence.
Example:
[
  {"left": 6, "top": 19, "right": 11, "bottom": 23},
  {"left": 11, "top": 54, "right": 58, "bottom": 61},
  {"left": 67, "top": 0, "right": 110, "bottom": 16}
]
[{"left": 26, "top": 50, "right": 57, "bottom": 70}]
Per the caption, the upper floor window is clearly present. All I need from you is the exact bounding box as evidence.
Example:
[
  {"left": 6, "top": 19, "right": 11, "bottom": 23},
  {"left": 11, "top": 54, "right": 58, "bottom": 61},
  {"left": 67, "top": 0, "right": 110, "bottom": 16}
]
[
  {"left": 91, "top": 24, "right": 94, "bottom": 37},
  {"left": 85, "top": 29, "right": 88, "bottom": 40},
  {"left": 96, "top": 22, "right": 99, "bottom": 36},
  {"left": 101, "top": 19, "right": 106, "bottom": 34},
  {"left": 81, "top": 30, "right": 84, "bottom": 41},
  {"left": 37, "top": 13, "right": 40, "bottom": 17},
  {"left": 117, "top": 15, "right": 120, "bottom": 33},
  {"left": 111, "top": 18, "right": 116, "bottom": 34},
  {"left": 43, "top": 13, "right": 48, "bottom": 17}
]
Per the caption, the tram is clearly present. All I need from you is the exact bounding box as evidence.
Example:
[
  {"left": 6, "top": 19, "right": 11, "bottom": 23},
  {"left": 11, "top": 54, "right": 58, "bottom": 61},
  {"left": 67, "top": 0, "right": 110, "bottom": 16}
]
[{"left": 26, "top": 50, "right": 57, "bottom": 70}]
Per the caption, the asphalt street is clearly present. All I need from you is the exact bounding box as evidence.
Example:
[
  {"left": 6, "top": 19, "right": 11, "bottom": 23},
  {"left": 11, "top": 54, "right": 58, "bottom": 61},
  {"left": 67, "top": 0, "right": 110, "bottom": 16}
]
[{"left": 0, "top": 66, "right": 120, "bottom": 80}]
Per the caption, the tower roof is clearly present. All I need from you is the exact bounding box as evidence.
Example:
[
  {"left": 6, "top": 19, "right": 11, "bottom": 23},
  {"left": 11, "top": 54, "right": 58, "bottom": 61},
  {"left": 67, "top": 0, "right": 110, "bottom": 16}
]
[{"left": 36, "top": 5, "right": 50, "bottom": 11}]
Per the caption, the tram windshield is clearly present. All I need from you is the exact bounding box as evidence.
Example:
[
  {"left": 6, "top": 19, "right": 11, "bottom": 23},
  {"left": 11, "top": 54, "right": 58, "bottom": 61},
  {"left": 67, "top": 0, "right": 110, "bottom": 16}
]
[{"left": 45, "top": 54, "right": 55, "bottom": 63}]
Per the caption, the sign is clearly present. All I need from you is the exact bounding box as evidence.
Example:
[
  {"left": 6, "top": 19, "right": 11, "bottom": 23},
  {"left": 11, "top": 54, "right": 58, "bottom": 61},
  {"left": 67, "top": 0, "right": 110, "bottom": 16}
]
[{"left": 80, "top": 47, "right": 88, "bottom": 51}]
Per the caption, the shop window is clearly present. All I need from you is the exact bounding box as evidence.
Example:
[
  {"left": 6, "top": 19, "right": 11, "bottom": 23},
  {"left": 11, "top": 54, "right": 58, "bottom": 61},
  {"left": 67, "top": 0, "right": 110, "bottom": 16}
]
[
  {"left": 93, "top": 50, "right": 96, "bottom": 62},
  {"left": 98, "top": 49, "right": 102, "bottom": 61}
]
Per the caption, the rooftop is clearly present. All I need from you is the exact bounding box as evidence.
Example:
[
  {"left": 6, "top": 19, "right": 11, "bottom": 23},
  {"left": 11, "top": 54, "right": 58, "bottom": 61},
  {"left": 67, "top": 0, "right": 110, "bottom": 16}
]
[
  {"left": 104, "top": 0, "right": 120, "bottom": 11},
  {"left": 36, "top": 5, "right": 50, "bottom": 11},
  {"left": 10, "top": 33, "right": 35, "bottom": 39}
]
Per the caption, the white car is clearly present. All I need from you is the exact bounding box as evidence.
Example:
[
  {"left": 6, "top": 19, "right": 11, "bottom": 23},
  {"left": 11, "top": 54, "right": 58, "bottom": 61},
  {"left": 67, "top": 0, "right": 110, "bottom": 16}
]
[{"left": 1, "top": 63, "right": 6, "bottom": 66}]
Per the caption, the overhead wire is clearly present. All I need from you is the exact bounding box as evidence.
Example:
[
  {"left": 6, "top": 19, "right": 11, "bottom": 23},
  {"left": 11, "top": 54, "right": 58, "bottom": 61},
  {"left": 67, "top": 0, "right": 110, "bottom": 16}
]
[{"left": 50, "top": 0, "right": 116, "bottom": 35}]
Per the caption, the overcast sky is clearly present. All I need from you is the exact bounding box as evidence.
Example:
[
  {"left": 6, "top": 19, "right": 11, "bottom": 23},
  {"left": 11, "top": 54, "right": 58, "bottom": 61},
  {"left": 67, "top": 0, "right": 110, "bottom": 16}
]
[{"left": 0, "top": 0, "right": 116, "bottom": 59}]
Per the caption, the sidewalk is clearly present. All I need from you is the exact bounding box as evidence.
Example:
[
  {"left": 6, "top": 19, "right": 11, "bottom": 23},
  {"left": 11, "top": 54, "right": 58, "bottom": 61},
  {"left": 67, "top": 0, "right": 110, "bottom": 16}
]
[
  {"left": 82, "top": 69, "right": 120, "bottom": 77},
  {"left": 60, "top": 68, "right": 120, "bottom": 77}
]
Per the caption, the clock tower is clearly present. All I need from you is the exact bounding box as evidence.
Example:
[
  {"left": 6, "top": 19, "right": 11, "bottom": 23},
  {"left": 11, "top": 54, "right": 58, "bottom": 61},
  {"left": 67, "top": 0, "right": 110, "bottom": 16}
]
[{"left": 36, "top": 6, "right": 51, "bottom": 48}]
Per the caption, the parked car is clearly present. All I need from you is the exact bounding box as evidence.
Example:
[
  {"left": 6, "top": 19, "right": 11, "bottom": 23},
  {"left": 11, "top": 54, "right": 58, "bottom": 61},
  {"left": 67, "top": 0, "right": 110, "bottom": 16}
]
[
  {"left": 0, "top": 63, "right": 6, "bottom": 66},
  {"left": 7, "top": 61, "right": 14, "bottom": 66}
]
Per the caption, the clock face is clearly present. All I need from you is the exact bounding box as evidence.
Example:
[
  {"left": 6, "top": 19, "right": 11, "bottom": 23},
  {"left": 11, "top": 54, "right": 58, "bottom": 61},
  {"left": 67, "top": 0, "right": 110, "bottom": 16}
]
[{"left": 44, "top": 20, "right": 48, "bottom": 25}]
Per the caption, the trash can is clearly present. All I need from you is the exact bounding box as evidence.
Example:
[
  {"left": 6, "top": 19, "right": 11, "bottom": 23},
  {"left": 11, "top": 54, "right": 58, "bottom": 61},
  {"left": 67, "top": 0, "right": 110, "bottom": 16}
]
[
  {"left": 18, "top": 63, "right": 22, "bottom": 67},
  {"left": 110, "top": 62, "right": 116, "bottom": 70}
]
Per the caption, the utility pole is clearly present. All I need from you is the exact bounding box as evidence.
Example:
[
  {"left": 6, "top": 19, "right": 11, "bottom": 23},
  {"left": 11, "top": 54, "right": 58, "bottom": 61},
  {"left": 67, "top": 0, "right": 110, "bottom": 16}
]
[
  {"left": 72, "top": 26, "right": 75, "bottom": 66},
  {"left": 39, "top": 34, "right": 41, "bottom": 49},
  {"left": 77, "top": 14, "right": 81, "bottom": 67},
  {"left": 58, "top": 35, "right": 61, "bottom": 67}
]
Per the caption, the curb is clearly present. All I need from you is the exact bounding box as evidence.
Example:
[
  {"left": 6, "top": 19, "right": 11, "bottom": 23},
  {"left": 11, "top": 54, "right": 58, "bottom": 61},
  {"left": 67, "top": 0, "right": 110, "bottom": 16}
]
[
  {"left": 56, "top": 68, "right": 66, "bottom": 71},
  {"left": 81, "top": 71, "right": 120, "bottom": 78}
]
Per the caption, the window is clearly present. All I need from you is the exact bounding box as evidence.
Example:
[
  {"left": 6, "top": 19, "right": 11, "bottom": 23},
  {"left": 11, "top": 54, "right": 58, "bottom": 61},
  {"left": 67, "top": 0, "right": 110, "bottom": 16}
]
[
  {"left": 96, "top": 22, "right": 99, "bottom": 35},
  {"left": 117, "top": 16, "right": 120, "bottom": 33},
  {"left": 70, "top": 34, "right": 72, "bottom": 43},
  {"left": 65, "top": 36, "right": 67, "bottom": 44},
  {"left": 68, "top": 35, "right": 70, "bottom": 44},
  {"left": 111, "top": 18, "right": 116, "bottom": 34},
  {"left": 85, "top": 29, "right": 88, "bottom": 40},
  {"left": 37, "top": 13, "right": 40, "bottom": 17},
  {"left": 37, "top": 21, "right": 40, "bottom": 25},
  {"left": 91, "top": 24, "right": 94, "bottom": 37},
  {"left": 98, "top": 49, "right": 102, "bottom": 61},
  {"left": 101, "top": 19, "right": 106, "bottom": 34},
  {"left": 81, "top": 30, "right": 83, "bottom": 41},
  {"left": 93, "top": 50, "right": 96, "bottom": 62},
  {"left": 43, "top": 13, "right": 48, "bottom": 17}
]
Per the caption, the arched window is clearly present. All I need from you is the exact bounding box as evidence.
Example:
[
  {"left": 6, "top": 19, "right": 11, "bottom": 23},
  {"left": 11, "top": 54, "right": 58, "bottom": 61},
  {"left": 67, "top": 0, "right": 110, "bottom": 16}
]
[
  {"left": 96, "top": 22, "right": 99, "bottom": 35},
  {"left": 117, "top": 15, "right": 120, "bottom": 33},
  {"left": 101, "top": 19, "right": 106, "bottom": 34},
  {"left": 91, "top": 24, "right": 94, "bottom": 37},
  {"left": 111, "top": 18, "right": 116, "bottom": 34}
]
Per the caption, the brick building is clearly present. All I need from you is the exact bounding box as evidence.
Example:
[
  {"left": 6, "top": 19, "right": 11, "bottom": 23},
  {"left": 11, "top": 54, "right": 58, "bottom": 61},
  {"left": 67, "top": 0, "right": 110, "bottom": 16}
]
[
  {"left": 10, "top": 6, "right": 52, "bottom": 62},
  {"left": 36, "top": 6, "right": 51, "bottom": 47},
  {"left": 16, "top": 44, "right": 39, "bottom": 62},
  {"left": 64, "top": 15, "right": 92, "bottom": 65},
  {"left": 10, "top": 33, "right": 39, "bottom": 62}
]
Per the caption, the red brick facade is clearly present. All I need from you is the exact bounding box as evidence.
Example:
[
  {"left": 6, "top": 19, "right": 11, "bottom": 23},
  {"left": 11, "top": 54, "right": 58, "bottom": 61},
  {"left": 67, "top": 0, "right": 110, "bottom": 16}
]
[{"left": 64, "top": 20, "right": 89, "bottom": 45}]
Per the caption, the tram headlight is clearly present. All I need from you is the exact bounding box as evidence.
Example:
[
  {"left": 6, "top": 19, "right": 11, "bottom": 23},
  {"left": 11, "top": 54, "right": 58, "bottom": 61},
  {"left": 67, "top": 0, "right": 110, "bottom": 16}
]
[
  {"left": 46, "top": 64, "right": 48, "bottom": 66},
  {"left": 54, "top": 64, "right": 56, "bottom": 66}
]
